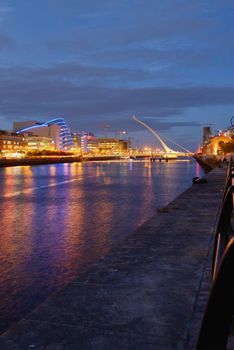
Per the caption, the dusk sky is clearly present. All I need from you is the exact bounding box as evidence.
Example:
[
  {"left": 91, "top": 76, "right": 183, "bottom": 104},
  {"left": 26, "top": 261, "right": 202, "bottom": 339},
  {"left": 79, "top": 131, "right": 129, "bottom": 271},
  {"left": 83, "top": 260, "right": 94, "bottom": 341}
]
[{"left": 1, "top": 0, "right": 234, "bottom": 150}]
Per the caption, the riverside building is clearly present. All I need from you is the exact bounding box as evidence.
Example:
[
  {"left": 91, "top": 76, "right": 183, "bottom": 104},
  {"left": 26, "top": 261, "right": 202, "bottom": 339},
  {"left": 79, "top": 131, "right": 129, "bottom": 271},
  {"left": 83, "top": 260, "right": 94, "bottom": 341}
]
[
  {"left": 0, "top": 130, "right": 27, "bottom": 158},
  {"left": 79, "top": 133, "right": 129, "bottom": 155},
  {"left": 98, "top": 138, "right": 129, "bottom": 154},
  {"left": 27, "top": 135, "right": 55, "bottom": 151},
  {"left": 13, "top": 118, "right": 74, "bottom": 150}
]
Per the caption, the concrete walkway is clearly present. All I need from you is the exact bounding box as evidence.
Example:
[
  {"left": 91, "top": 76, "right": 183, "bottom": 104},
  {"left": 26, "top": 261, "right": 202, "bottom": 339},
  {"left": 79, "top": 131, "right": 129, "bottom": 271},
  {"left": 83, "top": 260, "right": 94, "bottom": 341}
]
[{"left": 0, "top": 167, "right": 227, "bottom": 350}]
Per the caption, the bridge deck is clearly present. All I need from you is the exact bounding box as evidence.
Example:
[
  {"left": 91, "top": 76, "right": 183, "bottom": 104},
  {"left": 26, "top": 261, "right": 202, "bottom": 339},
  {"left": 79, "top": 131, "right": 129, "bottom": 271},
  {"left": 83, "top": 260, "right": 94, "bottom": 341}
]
[{"left": 0, "top": 167, "right": 227, "bottom": 350}]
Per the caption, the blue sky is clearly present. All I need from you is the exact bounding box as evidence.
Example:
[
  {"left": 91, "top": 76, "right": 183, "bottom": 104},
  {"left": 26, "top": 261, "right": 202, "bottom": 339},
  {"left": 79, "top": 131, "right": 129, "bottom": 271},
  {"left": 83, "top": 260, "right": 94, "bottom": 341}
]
[{"left": 0, "top": 0, "right": 234, "bottom": 150}]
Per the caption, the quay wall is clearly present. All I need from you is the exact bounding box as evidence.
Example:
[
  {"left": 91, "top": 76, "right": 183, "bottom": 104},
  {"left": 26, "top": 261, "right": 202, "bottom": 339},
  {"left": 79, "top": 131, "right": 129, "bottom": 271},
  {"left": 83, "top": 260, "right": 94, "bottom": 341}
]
[
  {"left": 194, "top": 155, "right": 220, "bottom": 172},
  {"left": 0, "top": 156, "right": 82, "bottom": 167},
  {"left": 0, "top": 166, "right": 227, "bottom": 350}
]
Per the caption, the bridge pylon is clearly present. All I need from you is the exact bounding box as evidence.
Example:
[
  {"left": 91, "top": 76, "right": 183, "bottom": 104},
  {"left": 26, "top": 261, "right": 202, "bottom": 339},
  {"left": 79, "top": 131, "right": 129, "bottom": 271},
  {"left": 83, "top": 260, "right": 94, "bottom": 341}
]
[{"left": 132, "top": 116, "right": 192, "bottom": 158}]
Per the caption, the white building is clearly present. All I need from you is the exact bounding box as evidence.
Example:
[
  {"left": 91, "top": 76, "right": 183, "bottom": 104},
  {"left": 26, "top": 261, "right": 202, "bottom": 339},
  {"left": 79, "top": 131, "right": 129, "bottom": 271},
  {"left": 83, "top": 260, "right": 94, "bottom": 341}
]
[{"left": 13, "top": 118, "right": 74, "bottom": 150}]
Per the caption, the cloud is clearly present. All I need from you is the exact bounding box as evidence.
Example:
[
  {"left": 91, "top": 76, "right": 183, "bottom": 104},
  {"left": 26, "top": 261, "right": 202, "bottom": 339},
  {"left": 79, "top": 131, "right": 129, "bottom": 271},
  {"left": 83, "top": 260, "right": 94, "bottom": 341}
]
[
  {"left": 0, "top": 33, "right": 12, "bottom": 49},
  {"left": 1, "top": 0, "right": 234, "bottom": 146},
  {"left": 0, "top": 63, "right": 234, "bottom": 133},
  {"left": 0, "top": 4, "right": 13, "bottom": 49},
  {"left": 46, "top": 0, "right": 221, "bottom": 53},
  {"left": 45, "top": 0, "right": 234, "bottom": 87},
  {"left": 93, "top": 116, "right": 200, "bottom": 134},
  {"left": 0, "top": 4, "right": 13, "bottom": 24}
]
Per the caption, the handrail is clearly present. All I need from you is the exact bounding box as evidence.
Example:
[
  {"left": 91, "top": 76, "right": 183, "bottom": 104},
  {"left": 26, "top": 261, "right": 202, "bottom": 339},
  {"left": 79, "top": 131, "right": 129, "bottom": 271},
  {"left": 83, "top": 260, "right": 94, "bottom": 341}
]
[
  {"left": 211, "top": 157, "right": 234, "bottom": 278},
  {"left": 196, "top": 157, "right": 234, "bottom": 349},
  {"left": 212, "top": 185, "right": 234, "bottom": 278},
  {"left": 196, "top": 238, "right": 234, "bottom": 350},
  {"left": 222, "top": 158, "right": 234, "bottom": 199}
]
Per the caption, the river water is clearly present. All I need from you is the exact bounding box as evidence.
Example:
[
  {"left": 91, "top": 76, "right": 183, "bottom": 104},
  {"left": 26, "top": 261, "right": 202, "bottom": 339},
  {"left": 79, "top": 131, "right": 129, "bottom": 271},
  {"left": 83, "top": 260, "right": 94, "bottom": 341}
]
[{"left": 0, "top": 159, "right": 203, "bottom": 333}]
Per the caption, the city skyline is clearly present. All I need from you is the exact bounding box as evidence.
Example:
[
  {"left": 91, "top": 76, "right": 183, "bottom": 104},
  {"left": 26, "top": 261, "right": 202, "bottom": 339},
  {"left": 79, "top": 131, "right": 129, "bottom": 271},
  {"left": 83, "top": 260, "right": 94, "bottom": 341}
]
[{"left": 1, "top": 0, "right": 234, "bottom": 150}]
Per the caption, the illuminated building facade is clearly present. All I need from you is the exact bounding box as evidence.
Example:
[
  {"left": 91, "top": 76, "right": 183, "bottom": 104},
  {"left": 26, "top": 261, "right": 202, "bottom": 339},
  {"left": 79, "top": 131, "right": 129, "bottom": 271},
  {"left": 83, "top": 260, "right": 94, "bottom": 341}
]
[
  {"left": 0, "top": 130, "right": 27, "bottom": 158},
  {"left": 202, "top": 135, "right": 231, "bottom": 155},
  {"left": 78, "top": 133, "right": 129, "bottom": 154},
  {"left": 72, "top": 132, "right": 82, "bottom": 153},
  {"left": 27, "top": 136, "right": 55, "bottom": 151},
  {"left": 98, "top": 138, "right": 129, "bottom": 154},
  {"left": 14, "top": 118, "right": 74, "bottom": 150},
  {"left": 80, "top": 133, "right": 98, "bottom": 153}
]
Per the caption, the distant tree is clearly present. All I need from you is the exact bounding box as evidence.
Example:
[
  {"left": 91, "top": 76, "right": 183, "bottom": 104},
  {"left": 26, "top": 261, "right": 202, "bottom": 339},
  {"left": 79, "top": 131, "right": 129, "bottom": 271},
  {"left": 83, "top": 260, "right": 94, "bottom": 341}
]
[{"left": 26, "top": 150, "right": 74, "bottom": 157}]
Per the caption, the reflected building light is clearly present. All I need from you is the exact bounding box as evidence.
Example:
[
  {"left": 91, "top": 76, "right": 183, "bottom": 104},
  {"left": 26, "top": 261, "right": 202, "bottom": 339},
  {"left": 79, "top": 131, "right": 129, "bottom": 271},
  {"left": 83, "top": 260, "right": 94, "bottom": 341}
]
[
  {"left": 70, "top": 162, "right": 83, "bottom": 176},
  {"left": 22, "top": 166, "right": 33, "bottom": 175},
  {"left": 2, "top": 168, "right": 14, "bottom": 197},
  {"left": 49, "top": 165, "right": 57, "bottom": 177},
  {"left": 196, "top": 161, "right": 201, "bottom": 178},
  {"left": 129, "top": 160, "right": 133, "bottom": 171},
  {"left": 96, "top": 166, "right": 101, "bottom": 177},
  {"left": 147, "top": 164, "right": 152, "bottom": 178},
  {"left": 63, "top": 163, "right": 70, "bottom": 176},
  {"left": 5, "top": 167, "right": 14, "bottom": 175}
]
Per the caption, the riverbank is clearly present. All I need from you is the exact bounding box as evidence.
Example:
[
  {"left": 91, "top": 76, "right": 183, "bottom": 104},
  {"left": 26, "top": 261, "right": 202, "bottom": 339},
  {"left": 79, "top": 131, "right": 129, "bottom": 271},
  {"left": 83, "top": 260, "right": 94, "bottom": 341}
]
[
  {"left": 0, "top": 155, "right": 189, "bottom": 167},
  {"left": 194, "top": 154, "right": 234, "bottom": 173},
  {"left": 0, "top": 155, "right": 136, "bottom": 167},
  {"left": 0, "top": 166, "right": 226, "bottom": 349},
  {"left": 0, "top": 156, "right": 82, "bottom": 167}
]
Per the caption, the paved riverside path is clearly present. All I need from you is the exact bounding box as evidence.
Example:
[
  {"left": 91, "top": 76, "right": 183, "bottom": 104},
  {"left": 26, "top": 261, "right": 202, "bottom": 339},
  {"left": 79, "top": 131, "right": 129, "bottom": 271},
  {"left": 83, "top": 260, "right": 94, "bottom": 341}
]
[{"left": 0, "top": 167, "right": 227, "bottom": 350}]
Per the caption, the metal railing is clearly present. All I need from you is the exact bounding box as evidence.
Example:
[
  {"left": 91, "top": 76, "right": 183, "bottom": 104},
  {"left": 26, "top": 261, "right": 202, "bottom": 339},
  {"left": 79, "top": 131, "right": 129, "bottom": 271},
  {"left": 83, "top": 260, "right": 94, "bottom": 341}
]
[
  {"left": 197, "top": 158, "right": 234, "bottom": 350},
  {"left": 213, "top": 159, "right": 234, "bottom": 279}
]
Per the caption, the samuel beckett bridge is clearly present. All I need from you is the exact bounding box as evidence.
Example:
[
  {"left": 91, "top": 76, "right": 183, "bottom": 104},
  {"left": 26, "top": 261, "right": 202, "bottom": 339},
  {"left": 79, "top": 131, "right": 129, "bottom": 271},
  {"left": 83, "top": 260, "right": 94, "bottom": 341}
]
[{"left": 133, "top": 116, "right": 194, "bottom": 159}]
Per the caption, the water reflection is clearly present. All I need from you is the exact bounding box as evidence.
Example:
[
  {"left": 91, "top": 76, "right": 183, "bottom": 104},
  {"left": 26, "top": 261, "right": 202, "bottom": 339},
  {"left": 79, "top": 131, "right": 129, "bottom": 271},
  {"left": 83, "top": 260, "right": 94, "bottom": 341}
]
[{"left": 0, "top": 160, "right": 203, "bottom": 333}]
